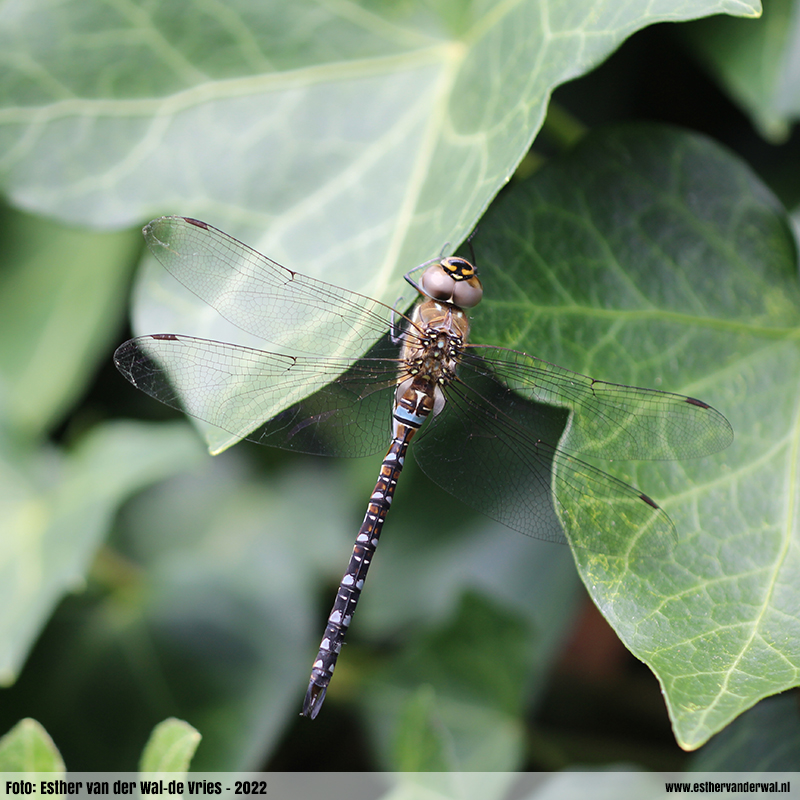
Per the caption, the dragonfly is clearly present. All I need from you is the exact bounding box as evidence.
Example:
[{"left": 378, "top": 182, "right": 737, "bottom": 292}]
[{"left": 114, "top": 216, "right": 733, "bottom": 719}]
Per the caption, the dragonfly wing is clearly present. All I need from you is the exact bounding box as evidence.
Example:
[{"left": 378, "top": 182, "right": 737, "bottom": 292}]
[
  {"left": 462, "top": 346, "right": 733, "bottom": 461},
  {"left": 413, "top": 365, "right": 676, "bottom": 556},
  {"left": 114, "top": 332, "right": 400, "bottom": 457},
  {"left": 143, "top": 217, "right": 403, "bottom": 358}
]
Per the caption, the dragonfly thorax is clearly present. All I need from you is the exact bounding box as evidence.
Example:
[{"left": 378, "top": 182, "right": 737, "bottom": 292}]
[
  {"left": 404, "top": 300, "right": 470, "bottom": 379},
  {"left": 391, "top": 296, "right": 472, "bottom": 437}
]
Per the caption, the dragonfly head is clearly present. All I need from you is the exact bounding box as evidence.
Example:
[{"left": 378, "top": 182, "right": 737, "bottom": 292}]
[{"left": 419, "top": 257, "right": 484, "bottom": 308}]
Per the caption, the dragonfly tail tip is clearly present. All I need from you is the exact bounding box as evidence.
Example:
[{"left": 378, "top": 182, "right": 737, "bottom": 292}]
[{"left": 302, "top": 681, "right": 327, "bottom": 719}]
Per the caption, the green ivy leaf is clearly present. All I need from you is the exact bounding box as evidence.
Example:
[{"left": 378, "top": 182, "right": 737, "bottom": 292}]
[
  {"left": 1, "top": 0, "right": 758, "bottom": 301},
  {"left": 74, "top": 0, "right": 757, "bottom": 453},
  {"left": 469, "top": 123, "right": 799, "bottom": 750},
  {"left": 0, "top": 718, "right": 65, "bottom": 773},
  {"left": 139, "top": 717, "right": 201, "bottom": 774}
]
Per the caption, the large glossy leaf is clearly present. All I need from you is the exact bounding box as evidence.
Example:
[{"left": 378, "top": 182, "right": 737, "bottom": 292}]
[
  {"left": 76, "top": 0, "right": 758, "bottom": 453},
  {"left": 1, "top": 0, "right": 758, "bottom": 303},
  {"left": 469, "top": 123, "right": 799, "bottom": 750}
]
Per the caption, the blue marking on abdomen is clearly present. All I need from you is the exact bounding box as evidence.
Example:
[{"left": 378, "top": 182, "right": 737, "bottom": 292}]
[{"left": 393, "top": 406, "right": 425, "bottom": 428}]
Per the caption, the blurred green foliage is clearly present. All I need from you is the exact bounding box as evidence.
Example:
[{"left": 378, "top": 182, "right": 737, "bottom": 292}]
[{"left": 2, "top": 0, "right": 799, "bottom": 782}]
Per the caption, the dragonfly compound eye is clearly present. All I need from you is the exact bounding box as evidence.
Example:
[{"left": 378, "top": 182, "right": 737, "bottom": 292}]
[
  {"left": 420, "top": 264, "right": 458, "bottom": 302},
  {"left": 451, "top": 275, "right": 483, "bottom": 308}
]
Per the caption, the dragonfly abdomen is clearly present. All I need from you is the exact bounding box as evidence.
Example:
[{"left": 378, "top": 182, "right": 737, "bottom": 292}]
[
  {"left": 302, "top": 427, "right": 414, "bottom": 718},
  {"left": 302, "top": 303, "right": 467, "bottom": 718}
]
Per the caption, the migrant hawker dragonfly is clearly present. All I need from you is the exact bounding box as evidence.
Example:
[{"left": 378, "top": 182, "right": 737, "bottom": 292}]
[{"left": 114, "top": 217, "right": 733, "bottom": 718}]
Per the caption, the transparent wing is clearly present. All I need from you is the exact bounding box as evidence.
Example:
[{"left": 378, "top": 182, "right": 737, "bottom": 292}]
[
  {"left": 123, "top": 217, "right": 733, "bottom": 556},
  {"left": 143, "top": 216, "right": 405, "bottom": 358},
  {"left": 114, "top": 332, "right": 402, "bottom": 457},
  {"left": 414, "top": 363, "right": 676, "bottom": 556},
  {"left": 462, "top": 345, "right": 733, "bottom": 461}
]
